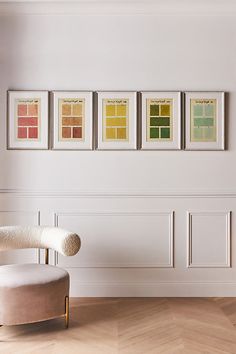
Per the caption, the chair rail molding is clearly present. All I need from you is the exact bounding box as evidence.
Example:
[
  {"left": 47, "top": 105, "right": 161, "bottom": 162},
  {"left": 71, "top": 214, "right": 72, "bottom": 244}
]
[
  {"left": 0, "top": 0, "right": 236, "bottom": 16},
  {"left": 0, "top": 188, "right": 236, "bottom": 198}
]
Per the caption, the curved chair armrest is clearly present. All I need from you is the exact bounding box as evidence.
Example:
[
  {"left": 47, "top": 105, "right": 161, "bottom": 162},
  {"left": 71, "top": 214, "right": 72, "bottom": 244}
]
[{"left": 0, "top": 226, "right": 81, "bottom": 256}]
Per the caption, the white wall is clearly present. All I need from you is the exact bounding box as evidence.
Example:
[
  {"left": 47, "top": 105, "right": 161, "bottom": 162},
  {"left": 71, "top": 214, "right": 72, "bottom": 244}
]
[{"left": 0, "top": 0, "right": 236, "bottom": 296}]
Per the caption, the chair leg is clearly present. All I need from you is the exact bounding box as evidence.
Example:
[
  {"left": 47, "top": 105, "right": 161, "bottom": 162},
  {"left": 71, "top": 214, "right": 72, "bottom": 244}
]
[{"left": 65, "top": 296, "right": 69, "bottom": 329}]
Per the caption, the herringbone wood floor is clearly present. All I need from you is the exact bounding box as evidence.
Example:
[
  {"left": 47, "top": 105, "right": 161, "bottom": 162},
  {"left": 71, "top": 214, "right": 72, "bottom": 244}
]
[{"left": 1, "top": 298, "right": 236, "bottom": 354}]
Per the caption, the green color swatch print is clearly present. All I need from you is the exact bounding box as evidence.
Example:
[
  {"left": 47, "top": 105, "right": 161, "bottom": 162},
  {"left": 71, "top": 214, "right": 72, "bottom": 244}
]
[
  {"left": 150, "top": 105, "right": 159, "bottom": 116},
  {"left": 150, "top": 128, "right": 159, "bottom": 138},
  {"left": 190, "top": 99, "right": 217, "bottom": 142},
  {"left": 147, "top": 99, "right": 173, "bottom": 141}
]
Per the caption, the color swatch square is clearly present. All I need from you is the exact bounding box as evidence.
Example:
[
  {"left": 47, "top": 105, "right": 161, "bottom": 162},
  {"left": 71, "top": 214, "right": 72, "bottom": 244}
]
[
  {"left": 193, "top": 105, "right": 203, "bottom": 116},
  {"left": 161, "top": 127, "right": 170, "bottom": 138},
  {"left": 150, "top": 127, "right": 159, "bottom": 138},
  {"left": 160, "top": 105, "right": 170, "bottom": 116},
  {"left": 150, "top": 105, "right": 159, "bottom": 116},
  {"left": 106, "top": 105, "right": 116, "bottom": 116},
  {"left": 62, "top": 104, "right": 71, "bottom": 115}
]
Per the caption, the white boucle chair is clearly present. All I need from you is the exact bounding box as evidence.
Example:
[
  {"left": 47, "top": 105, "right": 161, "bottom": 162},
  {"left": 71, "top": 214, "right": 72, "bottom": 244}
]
[{"left": 0, "top": 226, "right": 81, "bottom": 329}]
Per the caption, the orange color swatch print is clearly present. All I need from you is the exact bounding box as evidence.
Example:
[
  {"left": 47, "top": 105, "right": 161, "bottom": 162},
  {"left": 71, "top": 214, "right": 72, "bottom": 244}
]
[{"left": 59, "top": 98, "right": 85, "bottom": 141}]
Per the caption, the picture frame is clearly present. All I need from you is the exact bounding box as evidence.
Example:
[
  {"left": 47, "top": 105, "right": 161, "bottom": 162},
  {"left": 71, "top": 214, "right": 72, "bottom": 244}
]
[
  {"left": 7, "top": 90, "right": 48, "bottom": 150},
  {"left": 51, "top": 91, "right": 93, "bottom": 150},
  {"left": 185, "top": 91, "right": 225, "bottom": 150},
  {"left": 96, "top": 91, "right": 137, "bottom": 150},
  {"left": 140, "top": 91, "right": 181, "bottom": 150}
]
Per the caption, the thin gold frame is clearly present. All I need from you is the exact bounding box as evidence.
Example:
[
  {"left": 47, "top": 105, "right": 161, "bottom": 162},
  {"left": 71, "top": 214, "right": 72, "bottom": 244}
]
[{"left": 45, "top": 248, "right": 69, "bottom": 328}]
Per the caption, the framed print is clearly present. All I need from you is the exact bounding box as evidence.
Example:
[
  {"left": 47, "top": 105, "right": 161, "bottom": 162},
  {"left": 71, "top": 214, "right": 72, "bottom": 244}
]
[
  {"left": 141, "top": 91, "right": 181, "bottom": 150},
  {"left": 52, "top": 91, "right": 93, "bottom": 150},
  {"left": 97, "top": 91, "right": 137, "bottom": 150},
  {"left": 185, "top": 91, "right": 225, "bottom": 150},
  {"left": 7, "top": 91, "right": 48, "bottom": 150}
]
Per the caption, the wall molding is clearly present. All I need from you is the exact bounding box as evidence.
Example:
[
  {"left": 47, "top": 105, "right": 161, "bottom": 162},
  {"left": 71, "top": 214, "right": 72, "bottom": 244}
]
[
  {"left": 54, "top": 210, "right": 174, "bottom": 268},
  {"left": 0, "top": 210, "right": 41, "bottom": 264},
  {"left": 0, "top": 0, "right": 236, "bottom": 16},
  {"left": 1, "top": 188, "right": 236, "bottom": 198},
  {"left": 187, "top": 211, "right": 231, "bottom": 268},
  {"left": 0, "top": 209, "right": 41, "bottom": 223}
]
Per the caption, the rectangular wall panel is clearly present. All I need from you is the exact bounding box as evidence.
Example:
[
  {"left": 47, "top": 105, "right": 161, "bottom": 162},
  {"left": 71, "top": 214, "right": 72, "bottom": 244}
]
[
  {"left": 0, "top": 211, "right": 40, "bottom": 265},
  {"left": 55, "top": 211, "right": 174, "bottom": 268},
  {"left": 187, "top": 211, "right": 231, "bottom": 268}
]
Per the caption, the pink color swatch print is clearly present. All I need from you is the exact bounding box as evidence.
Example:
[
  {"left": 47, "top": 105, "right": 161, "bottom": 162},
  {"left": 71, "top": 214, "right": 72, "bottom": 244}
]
[{"left": 16, "top": 99, "right": 40, "bottom": 140}]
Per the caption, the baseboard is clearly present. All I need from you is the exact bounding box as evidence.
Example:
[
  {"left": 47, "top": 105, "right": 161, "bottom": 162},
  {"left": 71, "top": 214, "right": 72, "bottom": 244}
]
[{"left": 70, "top": 281, "right": 236, "bottom": 297}]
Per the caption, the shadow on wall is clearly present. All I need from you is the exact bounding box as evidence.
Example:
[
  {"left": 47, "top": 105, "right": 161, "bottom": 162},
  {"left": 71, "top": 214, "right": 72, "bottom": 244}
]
[
  {"left": 225, "top": 92, "right": 230, "bottom": 151},
  {"left": 0, "top": 15, "right": 49, "bottom": 190}
]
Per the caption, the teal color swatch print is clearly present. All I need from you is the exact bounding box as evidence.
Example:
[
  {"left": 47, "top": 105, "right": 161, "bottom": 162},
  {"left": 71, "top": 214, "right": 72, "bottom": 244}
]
[{"left": 190, "top": 99, "right": 217, "bottom": 142}]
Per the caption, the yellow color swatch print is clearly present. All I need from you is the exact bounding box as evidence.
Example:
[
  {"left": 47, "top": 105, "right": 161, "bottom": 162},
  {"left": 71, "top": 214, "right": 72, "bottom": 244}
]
[{"left": 103, "top": 99, "right": 129, "bottom": 141}]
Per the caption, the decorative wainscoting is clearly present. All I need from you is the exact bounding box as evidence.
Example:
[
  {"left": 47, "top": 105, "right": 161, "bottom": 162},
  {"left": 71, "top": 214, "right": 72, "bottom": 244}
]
[
  {"left": 0, "top": 190, "right": 235, "bottom": 296},
  {"left": 187, "top": 211, "right": 231, "bottom": 268},
  {"left": 54, "top": 211, "right": 174, "bottom": 268}
]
